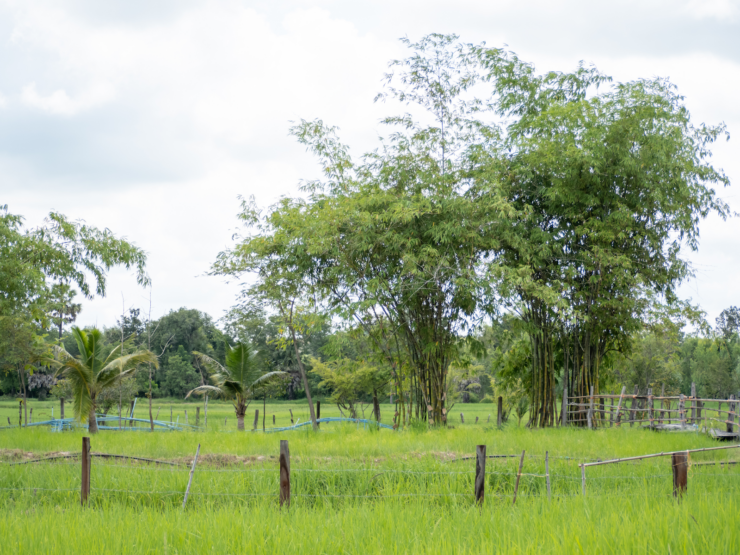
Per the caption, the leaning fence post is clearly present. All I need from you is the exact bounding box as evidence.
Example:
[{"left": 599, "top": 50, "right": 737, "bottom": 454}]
[
  {"left": 182, "top": 443, "right": 200, "bottom": 509},
  {"left": 672, "top": 451, "right": 688, "bottom": 498},
  {"left": 253, "top": 409, "right": 259, "bottom": 431},
  {"left": 460, "top": 413, "right": 464, "bottom": 424},
  {"left": 545, "top": 451, "right": 551, "bottom": 501},
  {"left": 289, "top": 409, "right": 294, "bottom": 425},
  {"left": 512, "top": 450, "right": 525, "bottom": 505},
  {"left": 81, "top": 436, "right": 91, "bottom": 506},
  {"left": 475, "top": 445, "right": 486, "bottom": 506},
  {"left": 280, "top": 440, "right": 290, "bottom": 508}
]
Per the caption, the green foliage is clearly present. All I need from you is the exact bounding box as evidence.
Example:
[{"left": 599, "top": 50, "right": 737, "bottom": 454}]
[
  {"left": 161, "top": 347, "right": 201, "bottom": 399},
  {"left": 96, "top": 377, "right": 139, "bottom": 416},
  {"left": 50, "top": 378, "right": 74, "bottom": 401}
]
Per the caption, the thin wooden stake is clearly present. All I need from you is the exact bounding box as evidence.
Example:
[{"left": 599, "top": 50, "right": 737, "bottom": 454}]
[
  {"left": 672, "top": 451, "right": 688, "bottom": 498},
  {"left": 609, "top": 392, "right": 614, "bottom": 427},
  {"left": 289, "top": 409, "right": 294, "bottom": 424},
  {"left": 317, "top": 401, "right": 321, "bottom": 429},
  {"left": 512, "top": 450, "right": 525, "bottom": 505},
  {"left": 660, "top": 384, "right": 665, "bottom": 424},
  {"left": 196, "top": 407, "right": 200, "bottom": 426},
  {"left": 460, "top": 413, "right": 464, "bottom": 424},
  {"left": 253, "top": 409, "right": 259, "bottom": 431},
  {"left": 475, "top": 445, "right": 486, "bottom": 506},
  {"left": 81, "top": 437, "right": 91, "bottom": 506},
  {"left": 728, "top": 395, "right": 736, "bottom": 433},
  {"left": 648, "top": 388, "right": 653, "bottom": 430},
  {"left": 475, "top": 416, "right": 479, "bottom": 424},
  {"left": 588, "top": 385, "right": 594, "bottom": 429},
  {"left": 273, "top": 414, "right": 276, "bottom": 426},
  {"left": 182, "top": 443, "right": 200, "bottom": 509},
  {"left": 630, "top": 385, "right": 638, "bottom": 427},
  {"left": 497, "top": 397, "right": 503, "bottom": 428},
  {"left": 545, "top": 451, "right": 551, "bottom": 501},
  {"left": 690, "top": 383, "right": 697, "bottom": 424},
  {"left": 679, "top": 394, "right": 686, "bottom": 427},
  {"left": 279, "top": 440, "right": 290, "bottom": 508},
  {"left": 61, "top": 398, "right": 65, "bottom": 420}
]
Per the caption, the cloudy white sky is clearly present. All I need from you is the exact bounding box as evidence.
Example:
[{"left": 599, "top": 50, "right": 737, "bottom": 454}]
[{"left": 2, "top": 0, "right": 739, "bottom": 329}]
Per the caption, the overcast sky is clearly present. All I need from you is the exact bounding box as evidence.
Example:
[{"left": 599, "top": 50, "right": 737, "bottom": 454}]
[{"left": 2, "top": 0, "right": 739, "bottom": 330}]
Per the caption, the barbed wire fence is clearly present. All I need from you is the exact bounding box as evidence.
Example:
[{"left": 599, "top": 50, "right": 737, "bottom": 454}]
[{"left": 1, "top": 440, "right": 738, "bottom": 507}]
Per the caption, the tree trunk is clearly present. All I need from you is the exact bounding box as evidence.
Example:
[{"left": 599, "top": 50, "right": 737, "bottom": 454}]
[
  {"left": 290, "top": 326, "right": 318, "bottom": 431},
  {"left": 373, "top": 390, "right": 381, "bottom": 422},
  {"left": 88, "top": 405, "right": 99, "bottom": 434},
  {"left": 237, "top": 414, "right": 245, "bottom": 431}
]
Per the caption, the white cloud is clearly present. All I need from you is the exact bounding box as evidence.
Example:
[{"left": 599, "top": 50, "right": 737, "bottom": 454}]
[
  {"left": 20, "top": 81, "right": 115, "bottom": 115},
  {"left": 683, "top": 0, "right": 739, "bottom": 20}
]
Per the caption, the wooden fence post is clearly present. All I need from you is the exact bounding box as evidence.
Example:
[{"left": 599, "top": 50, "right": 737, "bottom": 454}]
[
  {"left": 580, "top": 464, "right": 586, "bottom": 496},
  {"left": 672, "top": 451, "right": 688, "bottom": 498},
  {"left": 512, "top": 450, "right": 525, "bottom": 505},
  {"left": 497, "top": 397, "right": 503, "bottom": 428},
  {"left": 679, "top": 395, "right": 686, "bottom": 427},
  {"left": 253, "top": 409, "right": 259, "bottom": 431},
  {"left": 196, "top": 407, "right": 200, "bottom": 426},
  {"left": 280, "top": 440, "right": 290, "bottom": 508},
  {"left": 475, "top": 416, "right": 479, "bottom": 424},
  {"left": 475, "top": 445, "right": 486, "bottom": 506},
  {"left": 317, "top": 401, "right": 320, "bottom": 429},
  {"left": 545, "top": 451, "right": 551, "bottom": 501},
  {"left": 609, "top": 392, "right": 614, "bottom": 427},
  {"left": 588, "top": 386, "right": 594, "bottom": 429},
  {"left": 182, "top": 443, "right": 200, "bottom": 509},
  {"left": 18, "top": 400, "right": 22, "bottom": 428},
  {"left": 289, "top": 409, "right": 294, "bottom": 425},
  {"left": 648, "top": 388, "right": 653, "bottom": 429},
  {"left": 60, "top": 398, "right": 65, "bottom": 420},
  {"left": 728, "top": 395, "right": 736, "bottom": 434},
  {"left": 690, "top": 383, "right": 696, "bottom": 424},
  {"left": 273, "top": 415, "right": 276, "bottom": 426},
  {"left": 81, "top": 437, "right": 91, "bottom": 506},
  {"left": 185, "top": 410, "right": 188, "bottom": 425},
  {"left": 615, "top": 386, "right": 626, "bottom": 426},
  {"left": 562, "top": 385, "right": 568, "bottom": 426},
  {"left": 660, "top": 384, "right": 665, "bottom": 424},
  {"left": 629, "top": 385, "right": 638, "bottom": 427}
]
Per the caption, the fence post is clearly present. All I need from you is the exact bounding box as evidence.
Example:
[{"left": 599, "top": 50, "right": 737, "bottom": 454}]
[
  {"left": 679, "top": 395, "right": 686, "bottom": 427},
  {"left": 497, "top": 397, "right": 503, "bottom": 428},
  {"left": 475, "top": 416, "right": 479, "bottom": 424},
  {"left": 185, "top": 410, "right": 188, "bottom": 426},
  {"left": 660, "top": 384, "right": 665, "bottom": 424},
  {"left": 629, "top": 386, "right": 638, "bottom": 427},
  {"left": 18, "top": 400, "right": 22, "bottom": 428},
  {"left": 580, "top": 464, "right": 586, "bottom": 496},
  {"left": 615, "top": 386, "right": 626, "bottom": 426},
  {"left": 273, "top": 415, "right": 276, "bottom": 426},
  {"left": 253, "top": 409, "right": 259, "bottom": 431},
  {"left": 289, "top": 409, "right": 294, "bottom": 425},
  {"left": 562, "top": 385, "right": 568, "bottom": 426},
  {"left": 81, "top": 436, "right": 91, "bottom": 506},
  {"left": 545, "top": 451, "right": 551, "bottom": 501},
  {"left": 475, "top": 445, "right": 486, "bottom": 506},
  {"left": 648, "top": 388, "right": 653, "bottom": 429},
  {"left": 182, "top": 443, "right": 200, "bottom": 509},
  {"left": 728, "top": 395, "right": 736, "bottom": 434},
  {"left": 609, "top": 392, "right": 614, "bottom": 427},
  {"left": 60, "top": 398, "right": 65, "bottom": 420},
  {"left": 195, "top": 407, "right": 200, "bottom": 426},
  {"left": 280, "top": 440, "right": 290, "bottom": 508},
  {"left": 690, "top": 383, "right": 696, "bottom": 424},
  {"left": 316, "top": 401, "right": 320, "bottom": 429},
  {"left": 588, "top": 386, "right": 594, "bottom": 429},
  {"left": 512, "top": 450, "right": 525, "bottom": 505},
  {"left": 672, "top": 452, "right": 688, "bottom": 498}
]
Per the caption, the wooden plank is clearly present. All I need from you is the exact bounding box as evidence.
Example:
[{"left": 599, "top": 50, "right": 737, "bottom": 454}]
[
  {"left": 475, "top": 445, "right": 486, "bottom": 506},
  {"left": 81, "top": 436, "right": 91, "bottom": 506},
  {"left": 583, "top": 444, "right": 740, "bottom": 468},
  {"left": 182, "top": 443, "right": 201, "bottom": 509},
  {"left": 279, "top": 440, "right": 290, "bottom": 508},
  {"left": 672, "top": 452, "right": 688, "bottom": 498},
  {"left": 512, "top": 450, "right": 525, "bottom": 505},
  {"left": 545, "top": 451, "right": 551, "bottom": 501}
]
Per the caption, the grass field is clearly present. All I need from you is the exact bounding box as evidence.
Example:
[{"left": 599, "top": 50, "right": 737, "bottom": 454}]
[{"left": 1, "top": 399, "right": 739, "bottom": 553}]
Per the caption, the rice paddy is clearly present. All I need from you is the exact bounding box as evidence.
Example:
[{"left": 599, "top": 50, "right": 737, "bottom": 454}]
[{"left": 1, "top": 399, "right": 739, "bottom": 553}]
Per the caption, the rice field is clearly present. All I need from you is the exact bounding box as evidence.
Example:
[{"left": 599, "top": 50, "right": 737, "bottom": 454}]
[{"left": 1, "top": 399, "right": 739, "bottom": 553}]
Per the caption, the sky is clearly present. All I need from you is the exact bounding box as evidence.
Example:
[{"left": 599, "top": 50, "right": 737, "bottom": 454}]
[{"left": 2, "top": 0, "right": 739, "bottom": 330}]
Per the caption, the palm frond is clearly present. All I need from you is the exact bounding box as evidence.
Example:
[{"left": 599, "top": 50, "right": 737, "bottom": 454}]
[
  {"left": 192, "top": 351, "right": 225, "bottom": 376},
  {"left": 185, "top": 385, "right": 223, "bottom": 399}
]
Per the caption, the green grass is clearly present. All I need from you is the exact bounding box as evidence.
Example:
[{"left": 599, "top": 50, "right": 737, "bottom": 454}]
[{"left": 1, "top": 401, "right": 739, "bottom": 553}]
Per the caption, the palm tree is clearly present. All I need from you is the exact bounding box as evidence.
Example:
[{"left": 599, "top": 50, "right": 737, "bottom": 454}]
[
  {"left": 47, "top": 327, "right": 158, "bottom": 434},
  {"left": 187, "top": 342, "right": 285, "bottom": 431}
]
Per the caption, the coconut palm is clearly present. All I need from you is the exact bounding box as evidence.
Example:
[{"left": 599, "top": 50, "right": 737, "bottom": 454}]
[
  {"left": 47, "top": 326, "right": 158, "bottom": 433},
  {"left": 188, "top": 342, "right": 285, "bottom": 431}
]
